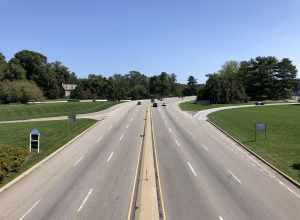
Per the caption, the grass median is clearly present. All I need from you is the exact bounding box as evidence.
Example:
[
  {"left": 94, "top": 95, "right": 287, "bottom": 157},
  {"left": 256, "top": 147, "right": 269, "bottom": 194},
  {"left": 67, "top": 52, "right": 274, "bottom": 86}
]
[
  {"left": 0, "top": 119, "right": 96, "bottom": 187},
  {"left": 0, "top": 101, "right": 117, "bottom": 121},
  {"left": 208, "top": 104, "right": 300, "bottom": 183}
]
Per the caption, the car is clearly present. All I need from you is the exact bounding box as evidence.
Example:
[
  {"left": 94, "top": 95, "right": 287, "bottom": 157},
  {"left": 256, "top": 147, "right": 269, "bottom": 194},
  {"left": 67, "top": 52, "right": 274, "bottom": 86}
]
[
  {"left": 151, "top": 98, "right": 155, "bottom": 103},
  {"left": 162, "top": 102, "right": 166, "bottom": 106},
  {"left": 255, "top": 101, "right": 265, "bottom": 105},
  {"left": 152, "top": 102, "right": 158, "bottom": 107},
  {"left": 137, "top": 101, "right": 142, "bottom": 105}
]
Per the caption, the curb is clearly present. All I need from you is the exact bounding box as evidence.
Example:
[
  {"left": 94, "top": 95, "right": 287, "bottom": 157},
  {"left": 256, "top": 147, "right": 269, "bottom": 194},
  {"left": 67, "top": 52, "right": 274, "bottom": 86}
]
[
  {"left": 0, "top": 119, "right": 102, "bottom": 193},
  {"left": 150, "top": 109, "right": 167, "bottom": 220},
  {"left": 127, "top": 108, "right": 147, "bottom": 220},
  {"left": 207, "top": 119, "right": 300, "bottom": 188}
]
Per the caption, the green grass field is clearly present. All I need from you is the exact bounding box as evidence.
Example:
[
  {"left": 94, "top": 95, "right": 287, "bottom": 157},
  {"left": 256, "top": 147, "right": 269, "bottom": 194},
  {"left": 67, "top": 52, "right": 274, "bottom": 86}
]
[
  {"left": 179, "top": 100, "right": 289, "bottom": 112},
  {"left": 179, "top": 101, "right": 239, "bottom": 111},
  {"left": 0, "top": 101, "right": 117, "bottom": 121},
  {"left": 0, "top": 119, "right": 96, "bottom": 186},
  {"left": 208, "top": 105, "right": 300, "bottom": 183}
]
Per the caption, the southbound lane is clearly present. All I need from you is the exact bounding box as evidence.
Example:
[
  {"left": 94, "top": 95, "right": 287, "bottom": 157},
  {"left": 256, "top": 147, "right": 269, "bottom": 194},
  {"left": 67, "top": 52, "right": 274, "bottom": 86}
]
[{"left": 152, "top": 98, "right": 300, "bottom": 220}]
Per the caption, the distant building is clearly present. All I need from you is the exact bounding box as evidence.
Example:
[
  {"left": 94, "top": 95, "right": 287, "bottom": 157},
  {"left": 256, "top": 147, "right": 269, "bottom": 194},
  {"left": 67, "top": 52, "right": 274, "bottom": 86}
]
[{"left": 62, "top": 83, "right": 77, "bottom": 98}]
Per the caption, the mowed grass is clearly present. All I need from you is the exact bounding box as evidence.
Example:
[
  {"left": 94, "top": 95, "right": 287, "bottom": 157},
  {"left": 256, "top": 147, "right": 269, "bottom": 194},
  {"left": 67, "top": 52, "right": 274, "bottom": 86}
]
[
  {"left": 0, "top": 101, "right": 117, "bottom": 121},
  {"left": 0, "top": 119, "right": 96, "bottom": 186},
  {"left": 179, "top": 101, "right": 240, "bottom": 112},
  {"left": 179, "top": 100, "right": 289, "bottom": 112},
  {"left": 208, "top": 104, "right": 300, "bottom": 182}
]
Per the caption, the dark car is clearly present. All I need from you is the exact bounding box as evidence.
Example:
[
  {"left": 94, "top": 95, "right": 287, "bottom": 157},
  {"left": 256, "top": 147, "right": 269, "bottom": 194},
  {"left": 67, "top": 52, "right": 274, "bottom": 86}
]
[
  {"left": 162, "top": 102, "right": 166, "bottom": 106},
  {"left": 255, "top": 101, "right": 265, "bottom": 105},
  {"left": 152, "top": 102, "right": 158, "bottom": 107},
  {"left": 151, "top": 98, "right": 155, "bottom": 103},
  {"left": 137, "top": 101, "right": 142, "bottom": 105}
]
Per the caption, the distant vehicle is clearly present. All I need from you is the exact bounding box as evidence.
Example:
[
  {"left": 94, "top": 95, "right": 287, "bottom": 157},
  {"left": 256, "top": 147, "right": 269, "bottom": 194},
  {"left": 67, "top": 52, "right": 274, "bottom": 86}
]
[
  {"left": 151, "top": 98, "right": 155, "bottom": 103},
  {"left": 137, "top": 101, "right": 142, "bottom": 105},
  {"left": 255, "top": 101, "right": 265, "bottom": 105},
  {"left": 159, "top": 98, "right": 163, "bottom": 101},
  {"left": 152, "top": 102, "right": 158, "bottom": 107},
  {"left": 162, "top": 102, "right": 166, "bottom": 106}
]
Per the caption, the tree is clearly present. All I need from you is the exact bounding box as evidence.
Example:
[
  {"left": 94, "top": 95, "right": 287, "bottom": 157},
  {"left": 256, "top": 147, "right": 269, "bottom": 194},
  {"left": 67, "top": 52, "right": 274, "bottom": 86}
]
[
  {"left": 183, "top": 75, "right": 198, "bottom": 96},
  {"left": 0, "top": 80, "right": 44, "bottom": 104},
  {"left": 200, "top": 61, "right": 248, "bottom": 104},
  {"left": 0, "top": 53, "right": 8, "bottom": 80}
]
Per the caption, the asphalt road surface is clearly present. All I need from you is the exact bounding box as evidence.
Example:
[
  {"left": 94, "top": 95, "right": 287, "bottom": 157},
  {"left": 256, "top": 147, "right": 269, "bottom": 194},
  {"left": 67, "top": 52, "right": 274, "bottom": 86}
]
[
  {"left": 0, "top": 101, "right": 146, "bottom": 220},
  {"left": 1, "top": 98, "right": 300, "bottom": 220},
  {"left": 152, "top": 98, "right": 300, "bottom": 220}
]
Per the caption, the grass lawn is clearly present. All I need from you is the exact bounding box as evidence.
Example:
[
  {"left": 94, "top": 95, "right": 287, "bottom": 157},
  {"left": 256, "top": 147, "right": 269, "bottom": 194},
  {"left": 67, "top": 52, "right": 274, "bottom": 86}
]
[
  {"left": 208, "top": 105, "right": 300, "bottom": 183},
  {"left": 179, "top": 100, "right": 290, "bottom": 112},
  {"left": 179, "top": 101, "right": 239, "bottom": 112},
  {"left": 0, "top": 101, "right": 117, "bottom": 121},
  {"left": 0, "top": 119, "right": 96, "bottom": 186}
]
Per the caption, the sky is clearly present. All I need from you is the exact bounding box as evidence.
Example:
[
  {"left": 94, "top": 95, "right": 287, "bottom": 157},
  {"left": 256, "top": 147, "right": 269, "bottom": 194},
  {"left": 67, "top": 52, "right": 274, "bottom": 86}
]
[{"left": 1, "top": 0, "right": 300, "bottom": 83}]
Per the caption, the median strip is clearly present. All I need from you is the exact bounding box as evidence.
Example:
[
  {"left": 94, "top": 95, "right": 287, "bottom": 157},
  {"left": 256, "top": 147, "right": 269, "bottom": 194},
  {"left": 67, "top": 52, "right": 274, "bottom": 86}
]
[{"left": 127, "top": 107, "right": 165, "bottom": 220}]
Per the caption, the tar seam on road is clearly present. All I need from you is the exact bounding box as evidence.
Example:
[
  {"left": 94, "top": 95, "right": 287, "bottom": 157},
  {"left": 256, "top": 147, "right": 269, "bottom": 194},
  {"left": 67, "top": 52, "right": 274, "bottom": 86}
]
[
  {"left": 77, "top": 188, "right": 93, "bottom": 212},
  {"left": 187, "top": 161, "right": 197, "bottom": 177},
  {"left": 107, "top": 152, "right": 114, "bottom": 163},
  {"left": 19, "top": 200, "right": 40, "bottom": 220}
]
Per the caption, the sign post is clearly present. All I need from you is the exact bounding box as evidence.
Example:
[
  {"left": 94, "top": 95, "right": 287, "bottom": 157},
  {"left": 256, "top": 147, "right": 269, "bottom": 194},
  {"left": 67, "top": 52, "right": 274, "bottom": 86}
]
[
  {"left": 30, "top": 129, "right": 40, "bottom": 153},
  {"left": 255, "top": 123, "right": 267, "bottom": 141}
]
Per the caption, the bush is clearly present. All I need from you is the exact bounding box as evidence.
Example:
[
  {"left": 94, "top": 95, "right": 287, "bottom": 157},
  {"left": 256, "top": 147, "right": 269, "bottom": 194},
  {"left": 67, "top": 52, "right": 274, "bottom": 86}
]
[
  {"left": 0, "top": 145, "right": 28, "bottom": 182},
  {"left": 0, "top": 80, "right": 44, "bottom": 104}
]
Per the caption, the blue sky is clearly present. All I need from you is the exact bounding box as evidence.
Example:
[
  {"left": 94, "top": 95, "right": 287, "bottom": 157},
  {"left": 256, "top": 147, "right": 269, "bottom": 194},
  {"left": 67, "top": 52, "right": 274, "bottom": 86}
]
[{"left": 1, "top": 0, "right": 299, "bottom": 83}]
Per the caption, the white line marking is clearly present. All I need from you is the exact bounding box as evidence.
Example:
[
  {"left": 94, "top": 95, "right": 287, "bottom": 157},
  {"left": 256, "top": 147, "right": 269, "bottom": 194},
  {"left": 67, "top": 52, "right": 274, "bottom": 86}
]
[
  {"left": 96, "top": 136, "right": 102, "bottom": 143},
  {"left": 77, "top": 188, "right": 93, "bottom": 212},
  {"left": 228, "top": 170, "right": 242, "bottom": 184},
  {"left": 219, "top": 216, "right": 224, "bottom": 220},
  {"left": 126, "top": 124, "right": 130, "bottom": 129},
  {"left": 73, "top": 156, "right": 84, "bottom": 167},
  {"left": 175, "top": 139, "right": 181, "bottom": 147},
  {"left": 168, "top": 128, "right": 172, "bottom": 133},
  {"left": 107, "top": 152, "right": 114, "bottom": 162},
  {"left": 187, "top": 161, "right": 197, "bottom": 177},
  {"left": 187, "top": 130, "right": 193, "bottom": 136},
  {"left": 202, "top": 144, "right": 208, "bottom": 151},
  {"left": 19, "top": 200, "right": 40, "bottom": 220},
  {"left": 120, "top": 134, "right": 124, "bottom": 141}
]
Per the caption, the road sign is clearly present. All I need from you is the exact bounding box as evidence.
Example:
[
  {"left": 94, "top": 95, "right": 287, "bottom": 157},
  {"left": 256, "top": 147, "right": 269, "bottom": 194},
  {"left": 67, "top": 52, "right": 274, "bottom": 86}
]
[
  {"left": 68, "top": 114, "right": 76, "bottom": 123},
  {"left": 30, "top": 129, "right": 40, "bottom": 153},
  {"left": 254, "top": 123, "right": 267, "bottom": 141}
]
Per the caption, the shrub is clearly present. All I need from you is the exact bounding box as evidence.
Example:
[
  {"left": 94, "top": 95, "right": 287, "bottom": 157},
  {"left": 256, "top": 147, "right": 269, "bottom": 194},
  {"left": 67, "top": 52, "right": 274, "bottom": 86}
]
[
  {"left": 0, "top": 80, "right": 44, "bottom": 104},
  {"left": 0, "top": 145, "right": 28, "bottom": 182}
]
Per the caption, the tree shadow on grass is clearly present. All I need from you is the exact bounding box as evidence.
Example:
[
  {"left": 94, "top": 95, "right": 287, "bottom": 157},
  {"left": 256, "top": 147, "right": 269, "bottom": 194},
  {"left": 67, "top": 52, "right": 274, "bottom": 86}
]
[{"left": 291, "top": 163, "right": 300, "bottom": 177}]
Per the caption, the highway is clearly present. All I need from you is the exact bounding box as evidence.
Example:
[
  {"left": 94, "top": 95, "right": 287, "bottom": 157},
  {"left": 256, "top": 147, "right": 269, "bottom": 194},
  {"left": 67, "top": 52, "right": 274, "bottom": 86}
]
[
  {"left": 0, "top": 101, "right": 146, "bottom": 220},
  {"left": 152, "top": 98, "right": 300, "bottom": 220},
  {"left": 0, "top": 98, "right": 300, "bottom": 220}
]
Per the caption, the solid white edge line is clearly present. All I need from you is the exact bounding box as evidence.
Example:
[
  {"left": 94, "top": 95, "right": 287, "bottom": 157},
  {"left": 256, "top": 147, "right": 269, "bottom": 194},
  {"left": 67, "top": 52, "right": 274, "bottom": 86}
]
[
  {"left": 19, "top": 200, "right": 40, "bottom": 220},
  {"left": 120, "top": 134, "right": 124, "bottom": 141},
  {"left": 228, "top": 170, "right": 242, "bottom": 184},
  {"left": 187, "top": 161, "right": 197, "bottom": 177},
  {"left": 106, "top": 152, "right": 114, "bottom": 163},
  {"left": 73, "top": 156, "right": 84, "bottom": 167},
  {"left": 77, "top": 188, "right": 93, "bottom": 212}
]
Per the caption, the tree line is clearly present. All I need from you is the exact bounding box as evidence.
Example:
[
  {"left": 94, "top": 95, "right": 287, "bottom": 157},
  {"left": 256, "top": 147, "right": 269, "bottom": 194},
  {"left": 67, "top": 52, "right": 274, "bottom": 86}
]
[
  {"left": 198, "top": 57, "right": 298, "bottom": 103},
  {"left": 0, "top": 50, "right": 198, "bottom": 103}
]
